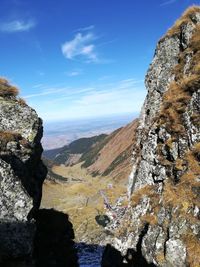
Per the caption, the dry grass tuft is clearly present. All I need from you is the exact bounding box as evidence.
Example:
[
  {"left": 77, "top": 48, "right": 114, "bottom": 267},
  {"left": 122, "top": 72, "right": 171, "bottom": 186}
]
[
  {"left": 166, "top": 6, "right": 200, "bottom": 37},
  {"left": 163, "top": 143, "right": 200, "bottom": 214},
  {"left": 141, "top": 214, "right": 157, "bottom": 225},
  {"left": 0, "top": 78, "right": 19, "bottom": 97},
  {"left": 130, "top": 185, "right": 154, "bottom": 206},
  {"left": 0, "top": 131, "right": 22, "bottom": 149},
  {"left": 190, "top": 25, "right": 200, "bottom": 53},
  {"left": 18, "top": 97, "right": 27, "bottom": 106},
  {"left": 158, "top": 23, "right": 200, "bottom": 134},
  {"left": 182, "top": 231, "right": 200, "bottom": 267}
]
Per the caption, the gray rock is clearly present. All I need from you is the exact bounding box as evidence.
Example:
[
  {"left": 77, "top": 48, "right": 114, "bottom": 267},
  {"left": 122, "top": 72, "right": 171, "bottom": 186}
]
[
  {"left": 109, "top": 8, "right": 200, "bottom": 267},
  {"left": 0, "top": 97, "right": 47, "bottom": 261}
]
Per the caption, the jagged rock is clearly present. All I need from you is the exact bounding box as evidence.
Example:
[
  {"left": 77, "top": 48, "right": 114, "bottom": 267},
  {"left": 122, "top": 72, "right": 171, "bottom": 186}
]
[
  {"left": 105, "top": 6, "right": 200, "bottom": 267},
  {"left": 0, "top": 90, "right": 47, "bottom": 262}
]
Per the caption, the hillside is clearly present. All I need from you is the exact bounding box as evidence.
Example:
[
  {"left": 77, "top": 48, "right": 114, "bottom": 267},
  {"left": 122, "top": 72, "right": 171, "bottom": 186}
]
[
  {"left": 87, "top": 119, "right": 138, "bottom": 180},
  {"left": 43, "top": 134, "right": 108, "bottom": 165},
  {"left": 43, "top": 119, "right": 138, "bottom": 182}
]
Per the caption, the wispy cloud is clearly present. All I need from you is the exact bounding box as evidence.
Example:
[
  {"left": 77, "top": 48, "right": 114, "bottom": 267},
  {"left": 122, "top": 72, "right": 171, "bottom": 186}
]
[
  {"left": 32, "top": 84, "right": 44, "bottom": 89},
  {"left": 28, "top": 78, "right": 146, "bottom": 121},
  {"left": 23, "top": 85, "right": 94, "bottom": 100},
  {"left": 0, "top": 19, "right": 36, "bottom": 33},
  {"left": 62, "top": 32, "right": 98, "bottom": 63},
  {"left": 74, "top": 25, "right": 95, "bottom": 32},
  {"left": 24, "top": 88, "right": 66, "bottom": 99},
  {"left": 66, "top": 70, "right": 83, "bottom": 77},
  {"left": 160, "top": 0, "right": 177, "bottom": 6}
]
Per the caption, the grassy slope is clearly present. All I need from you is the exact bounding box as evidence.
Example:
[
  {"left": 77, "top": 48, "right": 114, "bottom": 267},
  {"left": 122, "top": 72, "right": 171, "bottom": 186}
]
[{"left": 41, "top": 163, "right": 126, "bottom": 242}]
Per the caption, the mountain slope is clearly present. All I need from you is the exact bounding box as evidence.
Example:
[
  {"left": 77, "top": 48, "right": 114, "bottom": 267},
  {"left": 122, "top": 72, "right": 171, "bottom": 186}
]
[
  {"left": 87, "top": 119, "right": 138, "bottom": 180},
  {"left": 43, "top": 134, "right": 107, "bottom": 165},
  {"left": 44, "top": 119, "right": 138, "bottom": 182}
]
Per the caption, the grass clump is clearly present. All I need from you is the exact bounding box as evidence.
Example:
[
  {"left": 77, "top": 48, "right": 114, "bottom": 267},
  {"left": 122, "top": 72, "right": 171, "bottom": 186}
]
[
  {"left": 18, "top": 97, "right": 27, "bottom": 106},
  {"left": 0, "top": 131, "right": 22, "bottom": 149},
  {"left": 130, "top": 185, "right": 155, "bottom": 206},
  {"left": 158, "top": 21, "right": 200, "bottom": 135},
  {"left": 166, "top": 6, "right": 200, "bottom": 37},
  {"left": 163, "top": 142, "right": 200, "bottom": 215},
  {"left": 182, "top": 231, "right": 200, "bottom": 267},
  {"left": 0, "top": 78, "right": 19, "bottom": 97},
  {"left": 141, "top": 214, "right": 157, "bottom": 225}
]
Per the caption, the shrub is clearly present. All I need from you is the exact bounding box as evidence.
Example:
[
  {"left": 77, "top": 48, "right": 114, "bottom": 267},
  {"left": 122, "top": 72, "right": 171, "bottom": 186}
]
[
  {"left": 182, "top": 231, "right": 200, "bottom": 267},
  {"left": 0, "top": 131, "right": 22, "bottom": 149},
  {"left": 190, "top": 25, "right": 200, "bottom": 53},
  {"left": 18, "top": 97, "right": 27, "bottom": 106},
  {"left": 141, "top": 214, "right": 157, "bottom": 225},
  {"left": 130, "top": 185, "right": 154, "bottom": 206},
  {"left": 0, "top": 78, "right": 19, "bottom": 97},
  {"left": 166, "top": 6, "right": 200, "bottom": 37},
  {"left": 180, "top": 74, "right": 200, "bottom": 94}
]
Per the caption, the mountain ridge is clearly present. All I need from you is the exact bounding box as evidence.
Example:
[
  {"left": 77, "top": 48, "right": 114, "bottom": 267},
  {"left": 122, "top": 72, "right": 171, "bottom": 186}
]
[{"left": 43, "top": 119, "right": 138, "bottom": 182}]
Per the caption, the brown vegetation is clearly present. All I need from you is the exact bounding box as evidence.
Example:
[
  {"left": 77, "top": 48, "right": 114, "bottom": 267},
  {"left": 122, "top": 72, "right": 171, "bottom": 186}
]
[
  {"left": 159, "top": 16, "right": 200, "bottom": 136},
  {"left": 42, "top": 162, "right": 126, "bottom": 242},
  {"left": 18, "top": 97, "right": 27, "bottom": 106},
  {"left": 182, "top": 231, "right": 200, "bottom": 267},
  {"left": 141, "top": 214, "right": 157, "bottom": 225},
  {"left": 130, "top": 185, "right": 155, "bottom": 206},
  {"left": 166, "top": 6, "right": 200, "bottom": 37},
  {"left": 0, "top": 131, "right": 23, "bottom": 151},
  {"left": 163, "top": 142, "right": 200, "bottom": 216},
  {"left": 0, "top": 78, "right": 19, "bottom": 97}
]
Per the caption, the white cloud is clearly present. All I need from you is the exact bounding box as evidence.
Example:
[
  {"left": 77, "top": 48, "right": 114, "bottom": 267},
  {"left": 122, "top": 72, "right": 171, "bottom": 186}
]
[
  {"left": 32, "top": 84, "right": 44, "bottom": 89},
  {"left": 66, "top": 70, "right": 82, "bottom": 77},
  {"left": 0, "top": 19, "right": 36, "bottom": 33},
  {"left": 28, "top": 78, "right": 146, "bottom": 121},
  {"left": 160, "top": 0, "right": 177, "bottom": 6},
  {"left": 61, "top": 32, "right": 98, "bottom": 62},
  {"left": 23, "top": 88, "right": 66, "bottom": 99},
  {"left": 74, "top": 25, "right": 95, "bottom": 32}
]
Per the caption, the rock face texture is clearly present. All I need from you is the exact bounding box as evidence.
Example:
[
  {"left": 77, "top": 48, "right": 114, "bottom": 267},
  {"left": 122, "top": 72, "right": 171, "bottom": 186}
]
[
  {"left": 0, "top": 80, "right": 47, "bottom": 262},
  {"left": 106, "top": 7, "right": 200, "bottom": 267}
]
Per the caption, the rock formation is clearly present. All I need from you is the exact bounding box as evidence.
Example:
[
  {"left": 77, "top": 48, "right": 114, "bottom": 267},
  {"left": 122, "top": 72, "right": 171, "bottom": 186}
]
[
  {"left": 0, "top": 79, "right": 47, "bottom": 262},
  {"left": 105, "top": 6, "right": 200, "bottom": 267}
]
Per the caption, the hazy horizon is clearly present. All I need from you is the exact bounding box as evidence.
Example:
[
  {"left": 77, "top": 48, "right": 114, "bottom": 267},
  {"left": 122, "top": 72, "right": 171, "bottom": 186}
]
[{"left": 42, "top": 112, "right": 137, "bottom": 150}]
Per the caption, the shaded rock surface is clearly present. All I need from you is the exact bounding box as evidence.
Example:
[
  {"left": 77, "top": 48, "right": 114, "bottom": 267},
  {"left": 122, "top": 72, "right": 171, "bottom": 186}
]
[{"left": 33, "top": 209, "right": 78, "bottom": 267}]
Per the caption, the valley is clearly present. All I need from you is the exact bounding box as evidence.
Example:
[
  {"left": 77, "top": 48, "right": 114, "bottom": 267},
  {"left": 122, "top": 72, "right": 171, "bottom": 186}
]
[
  {"left": 41, "top": 163, "right": 127, "bottom": 243},
  {"left": 41, "top": 119, "right": 137, "bottom": 243}
]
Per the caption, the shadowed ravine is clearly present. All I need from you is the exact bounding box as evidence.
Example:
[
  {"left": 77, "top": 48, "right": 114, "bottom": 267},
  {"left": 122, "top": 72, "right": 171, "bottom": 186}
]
[{"left": 32, "top": 209, "right": 155, "bottom": 266}]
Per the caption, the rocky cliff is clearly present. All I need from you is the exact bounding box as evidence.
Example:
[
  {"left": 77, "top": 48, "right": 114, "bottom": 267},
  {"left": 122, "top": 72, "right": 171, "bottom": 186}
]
[
  {"left": 105, "top": 6, "right": 200, "bottom": 267},
  {"left": 0, "top": 79, "right": 47, "bottom": 262}
]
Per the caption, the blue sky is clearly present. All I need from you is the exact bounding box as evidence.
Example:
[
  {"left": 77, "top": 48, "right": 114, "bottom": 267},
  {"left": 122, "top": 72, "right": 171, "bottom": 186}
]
[{"left": 0, "top": 0, "right": 199, "bottom": 121}]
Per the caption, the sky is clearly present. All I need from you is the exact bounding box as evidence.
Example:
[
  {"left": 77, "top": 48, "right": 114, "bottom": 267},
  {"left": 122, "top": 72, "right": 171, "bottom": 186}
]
[{"left": 0, "top": 0, "right": 199, "bottom": 122}]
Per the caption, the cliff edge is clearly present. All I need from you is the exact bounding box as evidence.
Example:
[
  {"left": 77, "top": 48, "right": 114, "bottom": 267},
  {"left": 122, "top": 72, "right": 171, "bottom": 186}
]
[
  {"left": 0, "top": 79, "right": 47, "bottom": 262},
  {"left": 106, "top": 6, "right": 200, "bottom": 267}
]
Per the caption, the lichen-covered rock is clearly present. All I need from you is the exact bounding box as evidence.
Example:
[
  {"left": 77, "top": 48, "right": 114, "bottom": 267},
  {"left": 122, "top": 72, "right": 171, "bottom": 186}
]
[
  {"left": 106, "top": 6, "right": 200, "bottom": 267},
  {"left": 0, "top": 88, "right": 47, "bottom": 262}
]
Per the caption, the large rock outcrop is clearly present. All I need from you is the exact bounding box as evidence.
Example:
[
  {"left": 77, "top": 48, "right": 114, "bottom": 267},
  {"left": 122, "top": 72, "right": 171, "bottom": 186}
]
[
  {"left": 105, "top": 6, "right": 200, "bottom": 267},
  {"left": 0, "top": 79, "right": 47, "bottom": 262}
]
